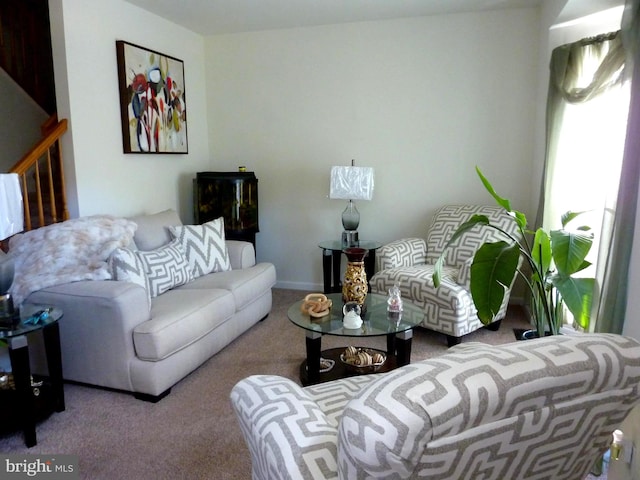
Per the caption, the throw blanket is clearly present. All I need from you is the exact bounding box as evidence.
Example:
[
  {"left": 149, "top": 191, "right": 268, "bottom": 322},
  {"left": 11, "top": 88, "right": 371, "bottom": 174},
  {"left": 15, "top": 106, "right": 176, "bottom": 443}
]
[{"left": 8, "top": 215, "right": 137, "bottom": 306}]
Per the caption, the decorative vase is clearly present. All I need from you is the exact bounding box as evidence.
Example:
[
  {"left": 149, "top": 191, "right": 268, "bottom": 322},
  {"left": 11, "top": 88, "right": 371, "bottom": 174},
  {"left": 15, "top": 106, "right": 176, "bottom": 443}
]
[{"left": 342, "top": 247, "right": 369, "bottom": 307}]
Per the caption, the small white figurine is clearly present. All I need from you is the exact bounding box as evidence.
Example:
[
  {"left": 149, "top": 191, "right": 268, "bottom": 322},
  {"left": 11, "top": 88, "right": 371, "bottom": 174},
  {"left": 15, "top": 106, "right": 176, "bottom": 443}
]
[{"left": 343, "top": 309, "right": 363, "bottom": 329}]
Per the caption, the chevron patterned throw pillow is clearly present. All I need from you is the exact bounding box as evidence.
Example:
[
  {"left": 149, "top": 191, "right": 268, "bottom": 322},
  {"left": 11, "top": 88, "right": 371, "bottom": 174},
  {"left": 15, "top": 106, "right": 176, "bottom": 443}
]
[{"left": 169, "top": 218, "right": 231, "bottom": 278}]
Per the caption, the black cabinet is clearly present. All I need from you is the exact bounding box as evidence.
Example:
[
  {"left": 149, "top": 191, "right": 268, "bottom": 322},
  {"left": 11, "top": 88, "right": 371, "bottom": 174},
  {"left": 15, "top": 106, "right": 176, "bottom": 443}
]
[{"left": 194, "top": 171, "right": 259, "bottom": 245}]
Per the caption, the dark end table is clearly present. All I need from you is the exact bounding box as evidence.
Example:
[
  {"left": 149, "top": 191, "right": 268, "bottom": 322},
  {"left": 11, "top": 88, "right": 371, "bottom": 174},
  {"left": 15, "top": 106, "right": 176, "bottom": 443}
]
[
  {"left": 0, "top": 304, "right": 64, "bottom": 447},
  {"left": 318, "top": 240, "right": 382, "bottom": 294}
]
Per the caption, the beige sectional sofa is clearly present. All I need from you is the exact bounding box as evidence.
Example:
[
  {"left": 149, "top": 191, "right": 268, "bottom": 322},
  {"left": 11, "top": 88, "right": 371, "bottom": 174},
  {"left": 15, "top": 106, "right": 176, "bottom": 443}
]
[{"left": 21, "top": 209, "right": 276, "bottom": 401}]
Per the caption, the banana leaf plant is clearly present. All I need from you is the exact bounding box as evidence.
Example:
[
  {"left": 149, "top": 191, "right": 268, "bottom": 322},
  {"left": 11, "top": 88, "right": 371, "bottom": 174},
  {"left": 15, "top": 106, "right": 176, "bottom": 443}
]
[{"left": 433, "top": 167, "right": 595, "bottom": 336}]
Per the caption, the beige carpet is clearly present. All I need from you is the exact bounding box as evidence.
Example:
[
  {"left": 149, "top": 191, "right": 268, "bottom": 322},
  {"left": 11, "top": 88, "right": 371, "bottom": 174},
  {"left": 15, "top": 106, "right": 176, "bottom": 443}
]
[{"left": 0, "top": 288, "right": 537, "bottom": 479}]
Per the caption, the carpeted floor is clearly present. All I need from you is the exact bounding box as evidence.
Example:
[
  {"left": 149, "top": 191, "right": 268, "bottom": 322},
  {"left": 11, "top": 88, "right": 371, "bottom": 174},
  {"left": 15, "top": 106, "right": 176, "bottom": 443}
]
[{"left": 0, "top": 289, "right": 582, "bottom": 479}]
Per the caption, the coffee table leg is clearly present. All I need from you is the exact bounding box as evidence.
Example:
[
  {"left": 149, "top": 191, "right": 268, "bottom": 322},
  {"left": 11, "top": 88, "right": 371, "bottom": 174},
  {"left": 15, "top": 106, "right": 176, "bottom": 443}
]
[
  {"left": 395, "top": 330, "right": 413, "bottom": 367},
  {"left": 387, "top": 333, "right": 396, "bottom": 358},
  {"left": 305, "top": 331, "right": 322, "bottom": 384}
]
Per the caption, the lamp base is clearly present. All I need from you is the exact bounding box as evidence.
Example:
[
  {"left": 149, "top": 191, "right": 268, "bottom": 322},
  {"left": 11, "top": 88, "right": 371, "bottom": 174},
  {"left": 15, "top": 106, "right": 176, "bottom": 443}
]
[{"left": 342, "top": 231, "right": 359, "bottom": 248}]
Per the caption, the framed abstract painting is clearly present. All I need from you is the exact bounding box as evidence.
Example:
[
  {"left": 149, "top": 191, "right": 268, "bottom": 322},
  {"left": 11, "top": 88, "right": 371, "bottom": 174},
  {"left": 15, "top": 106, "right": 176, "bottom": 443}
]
[{"left": 116, "top": 40, "right": 188, "bottom": 154}]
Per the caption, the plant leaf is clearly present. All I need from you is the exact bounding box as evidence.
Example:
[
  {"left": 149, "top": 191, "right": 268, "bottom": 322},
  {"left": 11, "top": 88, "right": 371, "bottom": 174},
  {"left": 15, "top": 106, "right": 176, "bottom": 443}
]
[
  {"left": 531, "top": 228, "right": 551, "bottom": 279},
  {"left": 476, "top": 166, "right": 511, "bottom": 211},
  {"left": 433, "top": 254, "right": 446, "bottom": 287},
  {"left": 470, "top": 241, "right": 520, "bottom": 324},
  {"left": 512, "top": 210, "right": 527, "bottom": 230},
  {"left": 551, "top": 229, "right": 594, "bottom": 276},
  {"left": 561, "top": 210, "right": 590, "bottom": 228},
  {"left": 433, "top": 215, "right": 490, "bottom": 287},
  {"left": 553, "top": 276, "right": 595, "bottom": 330}
]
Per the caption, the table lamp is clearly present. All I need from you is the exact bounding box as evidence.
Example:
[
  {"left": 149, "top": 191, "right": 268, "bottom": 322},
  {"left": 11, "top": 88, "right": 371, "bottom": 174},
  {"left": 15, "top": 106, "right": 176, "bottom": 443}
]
[
  {"left": 329, "top": 161, "right": 374, "bottom": 247},
  {"left": 0, "top": 173, "right": 24, "bottom": 319}
]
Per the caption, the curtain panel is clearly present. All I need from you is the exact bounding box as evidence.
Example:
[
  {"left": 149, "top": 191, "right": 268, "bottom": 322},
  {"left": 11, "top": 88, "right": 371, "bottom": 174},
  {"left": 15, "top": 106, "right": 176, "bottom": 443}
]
[
  {"left": 537, "top": 0, "right": 639, "bottom": 334},
  {"left": 595, "top": 0, "right": 640, "bottom": 334}
]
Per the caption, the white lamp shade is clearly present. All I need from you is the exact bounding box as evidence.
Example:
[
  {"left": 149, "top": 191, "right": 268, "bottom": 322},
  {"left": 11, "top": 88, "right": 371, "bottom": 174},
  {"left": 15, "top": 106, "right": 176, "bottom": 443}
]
[
  {"left": 329, "top": 166, "right": 374, "bottom": 201},
  {"left": 0, "top": 173, "right": 24, "bottom": 240}
]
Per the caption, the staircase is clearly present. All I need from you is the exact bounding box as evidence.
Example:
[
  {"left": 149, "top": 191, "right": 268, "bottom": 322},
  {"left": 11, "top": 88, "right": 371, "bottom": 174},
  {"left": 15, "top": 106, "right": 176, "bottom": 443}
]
[
  {"left": 10, "top": 116, "right": 69, "bottom": 232},
  {"left": 0, "top": 0, "right": 68, "bottom": 240}
]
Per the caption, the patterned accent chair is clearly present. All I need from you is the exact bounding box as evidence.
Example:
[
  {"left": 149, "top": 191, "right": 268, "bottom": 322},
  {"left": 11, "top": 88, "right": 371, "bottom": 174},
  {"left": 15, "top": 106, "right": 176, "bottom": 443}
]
[
  {"left": 370, "top": 205, "right": 523, "bottom": 347},
  {"left": 231, "top": 334, "right": 640, "bottom": 480}
]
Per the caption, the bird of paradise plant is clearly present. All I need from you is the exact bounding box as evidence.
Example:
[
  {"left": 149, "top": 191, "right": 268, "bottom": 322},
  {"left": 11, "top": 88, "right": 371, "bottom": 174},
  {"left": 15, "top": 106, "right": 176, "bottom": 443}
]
[{"left": 434, "top": 167, "right": 595, "bottom": 336}]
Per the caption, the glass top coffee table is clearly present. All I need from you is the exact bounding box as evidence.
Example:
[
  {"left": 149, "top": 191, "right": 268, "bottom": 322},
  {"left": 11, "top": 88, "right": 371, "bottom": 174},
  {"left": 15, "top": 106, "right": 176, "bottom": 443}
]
[{"left": 288, "top": 292, "right": 424, "bottom": 385}]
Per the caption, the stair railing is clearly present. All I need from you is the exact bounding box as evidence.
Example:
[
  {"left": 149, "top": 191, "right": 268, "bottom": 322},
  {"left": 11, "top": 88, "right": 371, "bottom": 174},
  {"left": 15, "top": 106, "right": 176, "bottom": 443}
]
[{"left": 10, "top": 116, "right": 69, "bottom": 231}]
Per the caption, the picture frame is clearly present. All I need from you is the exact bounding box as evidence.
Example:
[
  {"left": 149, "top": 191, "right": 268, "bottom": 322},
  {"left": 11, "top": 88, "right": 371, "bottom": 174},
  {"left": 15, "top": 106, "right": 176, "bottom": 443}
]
[{"left": 116, "top": 40, "right": 188, "bottom": 154}]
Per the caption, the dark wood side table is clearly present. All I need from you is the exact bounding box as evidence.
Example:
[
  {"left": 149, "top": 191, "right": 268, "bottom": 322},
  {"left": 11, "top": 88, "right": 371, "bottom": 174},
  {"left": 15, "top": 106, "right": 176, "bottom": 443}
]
[
  {"left": 318, "top": 240, "right": 382, "bottom": 294},
  {"left": 0, "top": 305, "right": 64, "bottom": 447}
]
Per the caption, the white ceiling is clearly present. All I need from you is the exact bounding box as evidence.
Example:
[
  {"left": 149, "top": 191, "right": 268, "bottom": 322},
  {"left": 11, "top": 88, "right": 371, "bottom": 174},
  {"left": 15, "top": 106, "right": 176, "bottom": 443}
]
[{"left": 123, "top": 0, "right": 545, "bottom": 36}]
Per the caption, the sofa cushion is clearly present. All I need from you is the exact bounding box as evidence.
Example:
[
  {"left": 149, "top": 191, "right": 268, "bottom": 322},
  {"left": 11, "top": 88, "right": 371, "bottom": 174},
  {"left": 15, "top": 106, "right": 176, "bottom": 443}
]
[
  {"left": 135, "top": 240, "right": 193, "bottom": 297},
  {"left": 133, "top": 288, "right": 235, "bottom": 361},
  {"left": 108, "top": 247, "right": 151, "bottom": 309},
  {"left": 131, "top": 209, "right": 182, "bottom": 251},
  {"left": 169, "top": 217, "right": 231, "bottom": 278},
  {"left": 179, "top": 262, "right": 276, "bottom": 311}
]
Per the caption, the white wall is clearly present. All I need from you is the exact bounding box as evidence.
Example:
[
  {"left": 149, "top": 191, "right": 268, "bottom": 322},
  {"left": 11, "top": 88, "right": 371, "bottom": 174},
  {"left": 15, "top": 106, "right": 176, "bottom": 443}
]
[
  {"left": 48, "top": 0, "right": 210, "bottom": 222},
  {"left": 205, "top": 9, "right": 540, "bottom": 290},
  {"left": 0, "top": 69, "right": 48, "bottom": 172}
]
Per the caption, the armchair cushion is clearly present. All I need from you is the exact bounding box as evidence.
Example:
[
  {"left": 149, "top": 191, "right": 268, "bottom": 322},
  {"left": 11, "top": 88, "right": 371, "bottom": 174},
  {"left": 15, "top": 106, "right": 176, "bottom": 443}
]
[
  {"left": 375, "top": 238, "right": 427, "bottom": 271},
  {"left": 424, "top": 205, "right": 519, "bottom": 267}
]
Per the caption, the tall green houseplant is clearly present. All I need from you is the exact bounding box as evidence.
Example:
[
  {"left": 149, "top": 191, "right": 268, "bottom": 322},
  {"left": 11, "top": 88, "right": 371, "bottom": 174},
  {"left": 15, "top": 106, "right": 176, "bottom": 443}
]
[{"left": 434, "top": 167, "right": 596, "bottom": 336}]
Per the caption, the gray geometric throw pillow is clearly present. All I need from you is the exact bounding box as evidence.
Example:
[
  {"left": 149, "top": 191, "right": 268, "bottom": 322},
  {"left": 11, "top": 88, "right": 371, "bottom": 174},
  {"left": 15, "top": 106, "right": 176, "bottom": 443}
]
[{"left": 135, "top": 240, "right": 193, "bottom": 297}]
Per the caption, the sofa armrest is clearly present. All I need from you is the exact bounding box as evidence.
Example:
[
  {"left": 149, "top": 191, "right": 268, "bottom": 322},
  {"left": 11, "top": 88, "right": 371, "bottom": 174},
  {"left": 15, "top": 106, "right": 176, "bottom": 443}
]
[
  {"left": 231, "top": 375, "right": 338, "bottom": 480},
  {"left": 26, "top": 280, "right": 151, "bottom": 392},
  {"left": 376, "top": 238, "right": 427, "bottom": 271},
  {"left": 226, "top": 240, "right": 256, "bottom": 269}
]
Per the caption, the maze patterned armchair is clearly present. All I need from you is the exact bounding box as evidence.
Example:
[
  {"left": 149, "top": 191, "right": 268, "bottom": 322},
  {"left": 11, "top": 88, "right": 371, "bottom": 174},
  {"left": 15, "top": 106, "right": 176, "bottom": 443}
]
[
  {"left": 231, "top": 334, "right": 640, "bottom": 480},
  {"left": 370, "top": 205, "right": 523, "bottom": 346}
]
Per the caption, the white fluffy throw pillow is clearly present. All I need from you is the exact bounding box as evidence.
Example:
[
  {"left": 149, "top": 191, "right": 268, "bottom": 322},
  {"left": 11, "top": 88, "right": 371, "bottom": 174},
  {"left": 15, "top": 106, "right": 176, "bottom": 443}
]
[
  {"left": 135, "top": 240, "right": 193, "bottom": 297},
  {"left": 169, "top": 218, "right": 231, "bottom": 278}
]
